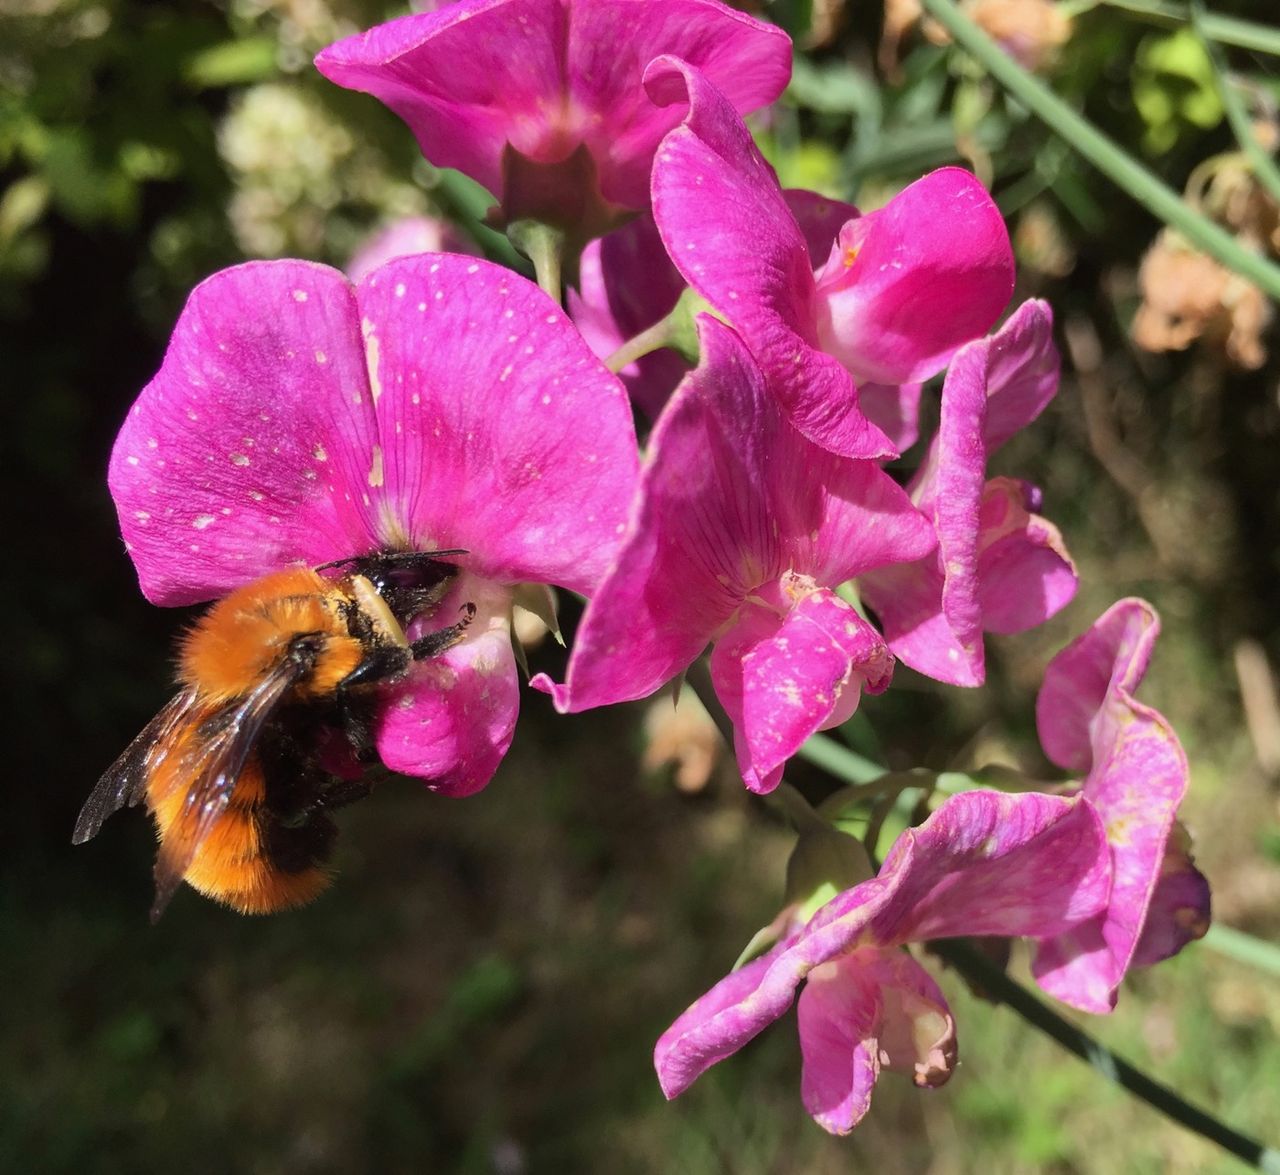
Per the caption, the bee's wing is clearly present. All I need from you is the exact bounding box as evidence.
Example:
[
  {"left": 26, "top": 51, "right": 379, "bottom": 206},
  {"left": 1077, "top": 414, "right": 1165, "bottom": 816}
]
[
  {"left": 73, "top": 688, "right": 201, "bottom": 845},
  {"left": 148, "top": 661, "right": 304, "bottom": 922}
]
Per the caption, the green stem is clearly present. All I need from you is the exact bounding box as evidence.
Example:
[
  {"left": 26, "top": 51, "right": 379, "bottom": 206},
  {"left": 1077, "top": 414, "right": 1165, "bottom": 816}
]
[
  {"left": 1192, "top": 2, "right": 1280, "bottom": 209},
  {"left": 506, "top": 219, "right": 564, "bottom": 303},
  {"left": 919, "top": 0, "right": 1280, "bottom": 300},
  {"left": 932, "top": 940, "right": 1280, "bottom": 1173},
  {"left": 605, "top": 317, "right": 674, "bottom": 373},
  {"left": 1066, "top": 0, "right": 1280, "bottom": 57},
  {"left": 1203, "top": 923, "right": 1280, "bottom": 977},
  {"left": 796, "top": 732, "right": 885, "bottom": 784}
]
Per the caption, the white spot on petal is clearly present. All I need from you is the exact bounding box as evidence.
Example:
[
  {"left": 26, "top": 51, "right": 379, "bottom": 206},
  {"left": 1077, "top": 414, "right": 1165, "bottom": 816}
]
[
  {"left": 192, "top": 514, "right": 215, "bottom": 530},
  {"left": 293, "top": 289, "right": 308, "bottom": 302},
  {"left": 368, "top": 444, "right": 384, "bottom": 487}
]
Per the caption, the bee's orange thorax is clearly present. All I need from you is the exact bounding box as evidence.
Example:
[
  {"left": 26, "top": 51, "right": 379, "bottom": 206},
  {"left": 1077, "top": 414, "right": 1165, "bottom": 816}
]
[{"left": 178, "top": 567, "right": 364, "bottom": 703}]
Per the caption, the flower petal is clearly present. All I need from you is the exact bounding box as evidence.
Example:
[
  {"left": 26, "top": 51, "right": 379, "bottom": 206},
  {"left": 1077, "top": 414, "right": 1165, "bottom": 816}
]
[
  {"left": 1129, "top": 824, "right": 1211, "bottom": 968},
  {"left": 1033, "top": 600, "right": 1192, "bottom": 1012},
  {"left": 356, "top": 254, "right": 639, "bottom": 594},
  {"left": 374, "top": 575, "right": 519, "bottom": 795},
  {"left": 345, "top": 215, "right": 478, "bottom": 284},
  {"left": 859, "top": 382, "right": 924, "bottom": 454},
  {"left": 654, "top": 941, "right": 789, "bottom": 1100},
  {"left": 109, "top": 260, "right": 381, "bottom": 605},
  {"left": 646, "top": 56, "right": 894, "bottom": 459},
  {"left": 813, "top": 169, "right": 1015, "bottom": 386},
  {"left": 543, "top": 317, "right": 932, "bottom": 712},
  {"left": 654, "top": 790, "right": 1108, "bottom": 1094},
  {"left": 975, "top": 478, "right": 1078, "bottom": 633},
  {"left": 710, "top": 586, "right": 892, "bottom": 794},
  {"left": 796, "top": 951, "right": 883, "bottom": 1134},
  {"left": 316, "top": 0, "right": 790, "bottom": 211},
  {"left": 977, "top": 299, "right": 1060, "bottom": 452},
  {"left": 316, "top": 1, "right": 571, "bottom": 204},
  {"left": 568, "top": 212, "right": 690, "bottom": 418}
]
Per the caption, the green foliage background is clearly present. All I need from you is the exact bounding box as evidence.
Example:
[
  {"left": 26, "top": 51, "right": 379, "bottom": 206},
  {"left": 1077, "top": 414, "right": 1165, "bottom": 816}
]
[{"left": 3, "top": 0, "right": 1279, "bottom": 1171}]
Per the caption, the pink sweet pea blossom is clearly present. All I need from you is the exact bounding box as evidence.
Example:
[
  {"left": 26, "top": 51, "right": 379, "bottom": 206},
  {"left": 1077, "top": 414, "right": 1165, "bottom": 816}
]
[
  {"left": 346, "top": 214, "right": 478, "bottom": 283},
  {"left": 534, "top": 316, "right": 936, "bottom": 793},
  {"left": 646, "top": 57, "right": 1014, "bottom": 458},
  {"left": 109, "top": 254, "right": 639, "bottom": 796},
  {"left": 570, "top": 192, "right": 923, "bottom": 450},
  {"left": 315, "top": 0, "right": 790, "bottom": 232},
  {"left": 859, "top": 299, "right": 1077, "bottom": 686},
  {"left": 656, "top": 790, "right": 1111, "bottom": 1133},
  {"left": 1032, "top": 599, "right": 1210, "bottom": 1012}
]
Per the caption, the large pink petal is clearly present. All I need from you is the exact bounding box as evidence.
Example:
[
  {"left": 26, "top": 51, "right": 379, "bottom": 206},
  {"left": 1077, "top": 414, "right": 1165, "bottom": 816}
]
[
  {"left": 654, "top": 791, "right": 1108, "bottom": 1095},
  {"left": 566, "top": 0, "right": 792, "bottom": 208},
  {"left": 813, "top": 169, "right": 1014, "bottom": 386},
  {"left": 798, "top": 949, "right": 956, "bottom": 1134},
  {"left": 646, "top": 56, "right": 894, "bottom": 459},
  {"left": 975, "top": 478, "right": 1077, "bottom": 633},
  {"left": 796, "top": 951, "right": 883, "bottom": 1135},
  {"left": 374, "top": 575, "right": 519, "bottom": 795},
  {"left": 316, "top": 0, "right": 789, "bottom": 211},
  {"left": 109, "top": 261, "right": 381, "bottom": 605},
  {"left": 977, "top": 299, "right": 1060, "bottom": 452},
  {"left": 858, "top": 555, "right": 985, "bottom": 688},
  {"left": 710, "top": 587, "right": 892, "bottom": 794},
  {"left": 568, "top": 212, "right": 690, "bottom": 419},
  {"left": 1032, "top": 600, "right": 1191, "bottom": 1012},
  {"left": 316, "top": 1, "right": 569, "bottom": 203},
  {"left": 345, "top": 215, "right": 478, "bottom": 284},
  {"left": 542, "top": 317, "right": 932, "bottom": 712},
  {"left": 356, "top": 254, "right": 638, "bottom": 595},
  {"left": 1036, "top": 597, "right": 1158, "bottom": 775}
]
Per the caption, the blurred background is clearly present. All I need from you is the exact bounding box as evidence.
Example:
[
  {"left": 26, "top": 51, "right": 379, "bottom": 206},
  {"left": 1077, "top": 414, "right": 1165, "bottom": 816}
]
[{"left": 3, "top": 0, "right": 1279, "bottom": 1170}]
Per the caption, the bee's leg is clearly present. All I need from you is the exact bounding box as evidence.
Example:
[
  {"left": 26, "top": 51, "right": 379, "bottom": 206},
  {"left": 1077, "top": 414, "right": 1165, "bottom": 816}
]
[
  {"left": 409, "top": 602, "right": 477, "bottom": 661},
  {"left": 336, "top": 645, "right": 412, "bottom": 690}
]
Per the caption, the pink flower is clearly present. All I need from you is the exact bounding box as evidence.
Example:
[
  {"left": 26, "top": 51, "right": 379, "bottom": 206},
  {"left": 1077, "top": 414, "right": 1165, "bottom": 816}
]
[
  {"left": 1032, "top": 599, "right": 1210, "bottom": 1012},
  {"left": 345, "top": 215, "right": 478, "bottom": 284},
  {"left": 570, "top": 192, "right": 923, "bottom": 451},
  {"left": 859, "top": 299, "right": 1077, "bottom": 686},
  {"left": 646, "top": 57, "right": 1014, "bottom": 458},
  {"left": 109, "top": 255, "right": 639, "bottom": 796},
  {"left": 534, "top": 317, "right": 936, "bottom": 793},
  {"left": 315, "top": 0, "right": 790, "bottom": 232},
  {"left": 655, "top": 790, "right": 1110, "bottom": 1133}
]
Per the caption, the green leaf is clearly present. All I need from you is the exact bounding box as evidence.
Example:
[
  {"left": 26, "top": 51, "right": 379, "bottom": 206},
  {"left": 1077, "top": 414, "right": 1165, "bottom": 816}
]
[{"left": 183, "top": 38, "right": 278, "bottom": 89}]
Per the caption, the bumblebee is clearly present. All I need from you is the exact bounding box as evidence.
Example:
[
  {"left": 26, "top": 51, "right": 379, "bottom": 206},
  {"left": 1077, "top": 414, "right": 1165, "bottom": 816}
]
[{"left": 74, "top": 551, "right": 475, "bottom": 921}]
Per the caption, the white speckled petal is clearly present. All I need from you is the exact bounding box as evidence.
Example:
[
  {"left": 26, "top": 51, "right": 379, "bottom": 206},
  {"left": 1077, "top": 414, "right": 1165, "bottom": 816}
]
[
  {"left": 109, "top": 260, "right": 381, "bottom": 605},
  {"left": 356, "top": 254, "right": 639, "bottom": 595}
]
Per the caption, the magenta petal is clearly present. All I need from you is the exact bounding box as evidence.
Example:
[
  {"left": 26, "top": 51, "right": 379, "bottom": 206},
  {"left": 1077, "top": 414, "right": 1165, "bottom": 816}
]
[
  {"left": 975, "top": 299, "right": 1060, "bottom": 452},
  {"left": 374, "top": 577, "right": 518, "bottom": 796},
  {"left": 813, "top": 169, "right": 1015, "bottom": 386},
  {"left": 976, "top": 478, "right": 1078, "bottom": 633},
  {"left": 796, "top": 951, "right": 883, "bottom": 1134},
  {"left": 859, "top": 382, "right": 924, "bottom": 454},
  {"left": 655, "top": 941, "right": 789, "bottom": 1099},
  {"left": 549, "top": 317, "right": 932, "bottom": 713},
  {"left": 317, "top": 2, "right": 565, "bottom": 201},
  {"left": 566, "top": 0, "right": 792, "bottom": 208},
  {"left": 785, "top": 189, "right": 860, "bottom": 264},
  {"left": 656, "top": 791, "right": 1108, "bottom": 1095},
  {"left": 346, "top": 215, "right": 477, "bottom": 284},
  {"left": 859, "top": 556, "right": 986, "bottom": 688},
  {"left": 109, "top": 260, "right": 381, "bottom": 605},
  {"left": 1033, "top": 600, "right": 1192, "bottom": 1012},
  {"left": 646, "top": 57, "right": 894, "bottom": 459},
  {"left": 1129, "top": 826, "right": 1211, "bottom": 967},
  {"left": 568, "top": 212, "right": 690, "bottom": 418},
  {"left": 355, "top": 254, "right": 638, "bottom": 594},
  {"left": 862, "top": 790, "right": 1110, "bottom": 944},
  {"left": 1036, "top": 597, "right": 1158, "bottom": 775},
  {"left": 710, "top": 587, "right": 892, "bottom": 794},
  {"left": 316, "top": 0, "right": 789, "bottom": 211}
]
